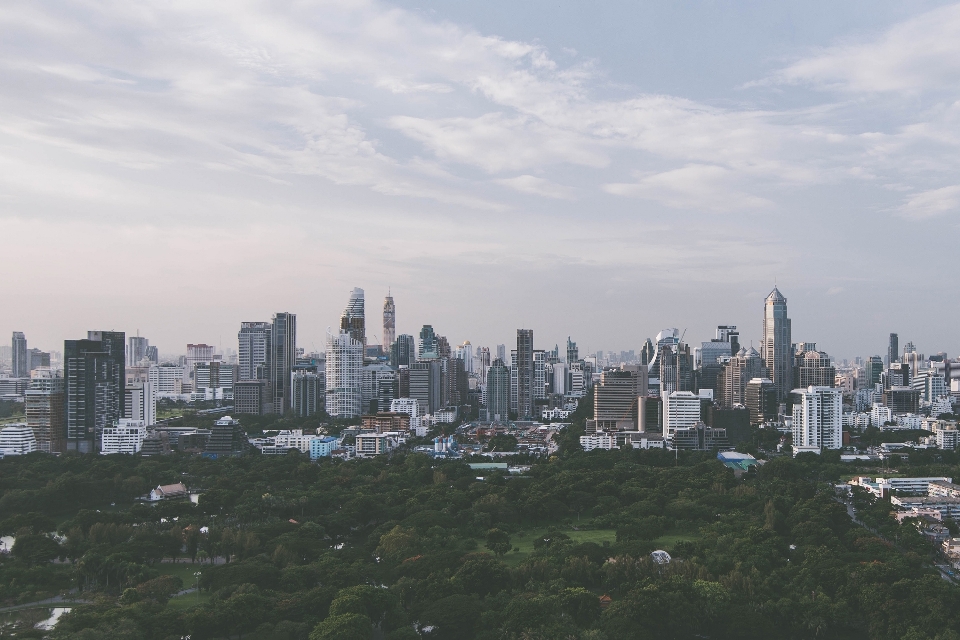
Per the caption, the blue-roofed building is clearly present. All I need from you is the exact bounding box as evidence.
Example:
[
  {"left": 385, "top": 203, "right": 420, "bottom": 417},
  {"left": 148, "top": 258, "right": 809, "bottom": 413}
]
[{"left": 717, "top": 451, "right": 758, "bottom": 472}]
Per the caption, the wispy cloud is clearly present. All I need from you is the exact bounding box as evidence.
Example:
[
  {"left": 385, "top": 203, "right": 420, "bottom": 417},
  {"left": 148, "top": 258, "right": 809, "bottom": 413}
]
[{"left": 900, "top": 185, "right": 960, "bottom": 219}]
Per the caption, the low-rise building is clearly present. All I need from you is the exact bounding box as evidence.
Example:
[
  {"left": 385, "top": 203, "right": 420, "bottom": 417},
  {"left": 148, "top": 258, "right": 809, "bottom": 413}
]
[
  {"left": 309, "top": 436, "right": 337, "bottom": 460},
  {"left": 580, "top": 433, "right": 616, "bottom": 451},
  {"left": 355, "top": 433, "right": 397, "bottom": 457},
  {"left": 0, "top": 424, "right": 37, "bottom": 456},
  {"left": 890, "top": 495, "right": 960, "bottom": 519},
  {"left": 149, "top": 482, "right": 188, "bottom": 501}
]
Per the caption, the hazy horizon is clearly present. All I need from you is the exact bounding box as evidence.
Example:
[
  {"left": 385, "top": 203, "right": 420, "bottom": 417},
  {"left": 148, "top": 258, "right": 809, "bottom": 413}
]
[{"left": 3, "top": 1, "right": 959, "bottom": 362}]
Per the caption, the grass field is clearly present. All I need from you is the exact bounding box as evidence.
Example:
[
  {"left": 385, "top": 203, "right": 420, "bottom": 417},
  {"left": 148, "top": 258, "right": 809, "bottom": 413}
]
[
  {"left": 167, "top": 590, "right": 211, "bottom": 610},
  {"left": 496, "top": 527, "right": 699, "bottom": 566}
]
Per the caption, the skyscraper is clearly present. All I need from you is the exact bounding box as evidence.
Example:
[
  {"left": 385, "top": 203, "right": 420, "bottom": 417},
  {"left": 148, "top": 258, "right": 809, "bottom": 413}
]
[
  {"left": 762, "top": 287, "right": 792, "bottom": 400},
  {"left": 65, "top": 331, "right": 125, "bottom": 453},
  {"left": 383, "top": 292, "right": 395, "bottom": 354},
  {"left": 792, "top": 386, "right": 842, "bottom": 455},
  {"left": 392, "top": 334, "right": 416, "bottom": 367},
  {"left": 11, "top": 332, "right": 27, "bottom": 378},
  {"left": 418, "top": 325, "right": 438, "bottom": 360},
  {"left": 516, "top": 329, "right": 534, "bottom": 419},
  {"left": 486, "top": 358, "right": 510, "bottom": 423},
  {"left": 271, "top": 312, "right": 297, "bottom": 414},
  {"left": 238, "top": 321, "right": 272, "bottom": 380},
  {"left": 566, "top": 337, "right": 578, "bottom": 364},
  {"left": 128, "top": 335, "right": 150, "bottom": 366},
  {"left": 888, "top": 333, "right": 899, "bottom": 366},
  {"left": 25, "top": 368, "right": 65, "bottom": 453},
  {"left": 325, "top": 330, "right": 363, "bottom": 418},
  {"left": 340, "top": 288, "right": 366, "bottom": 347}
]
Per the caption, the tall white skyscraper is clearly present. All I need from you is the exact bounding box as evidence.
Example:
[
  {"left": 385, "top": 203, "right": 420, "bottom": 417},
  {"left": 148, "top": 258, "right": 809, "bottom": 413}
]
[
  {"left": 792, "top": 386, "right": 842, "bottom": 455},
  {"left": 762, "top": 287, "right": 792, "bottom": 400},
  {"left": 341, "top": 288, "right": 366, "bottom": 347},
  {"left": 325, "top": 330, "right": 363, "bottom": 418}
]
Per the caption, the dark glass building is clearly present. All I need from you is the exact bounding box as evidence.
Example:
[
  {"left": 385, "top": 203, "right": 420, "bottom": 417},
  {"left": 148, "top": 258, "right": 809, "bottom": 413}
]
[{"left": 64, "top": 331, "right": 125, "bottom": 453}]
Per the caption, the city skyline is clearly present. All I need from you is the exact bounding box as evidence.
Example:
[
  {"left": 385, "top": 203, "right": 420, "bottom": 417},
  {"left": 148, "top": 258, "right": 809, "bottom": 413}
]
[{"left": 1, "top": 2, "right": 960, "bottom": 358}]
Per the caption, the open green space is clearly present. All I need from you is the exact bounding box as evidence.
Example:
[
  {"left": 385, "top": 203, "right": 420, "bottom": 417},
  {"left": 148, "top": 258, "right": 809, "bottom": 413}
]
[
  {"left": 498, "top": 527, "right": 699, "bottom": 566},
  {"left": 167, "top": 590, "right": 212, "bottom": 610}
]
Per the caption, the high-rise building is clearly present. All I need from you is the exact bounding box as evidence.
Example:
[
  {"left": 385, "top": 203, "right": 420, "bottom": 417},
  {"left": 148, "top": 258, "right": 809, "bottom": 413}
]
[
  {"left": 516, "top": 330, "right": 534, "bottom": 419},
  {"left": 11, "top": 332, "right": 27, "bottom": 378},
  {"left": 125, "top": 380, "right": 156, "bottom": 426},
  {"left": 744, "top": 378, "right": 777, "bottom": 426},
  {"left": 128, "top": 335, "right": 150, "bottom": 366},
  {"left": 418, "top": 325, "right": 438, "bottom": 360},
  {"left": 362, "top": 364, "right": 396, "bottom": 414},
  {"left": 325, "top": 331, "right": 363, "bottom": 418},
  {"left": 718, "top": 347, "right": 767, "bottom": 408},
  {"left": 888, "top": 333, "right": 899, "bottom": 367},
  {"left": 592, "top": 366, "right": 648, "bottom": 431},
  {"left": 391, "top": 334, "right": 416, "bottom": 367},
  {"left": 457, "top": 342, "right": 474, "bottom": 374},
  {"left": 340, "top": 288, "right": 366, "bottom": 347},
  {"left": 65, "top": 331, "right": 125, "bottom": 453},
  {"left": 762, "top": 287, "right": 792, "bottom": 400},
  {"left": 662, "top": 391, "right": 703, "bottom": 439},
  {"left": 794, "top": 347, "right": 836, "bottom": 389},
  {"left": 25, "top": 368, "right": 65, "bottom": 453},
  {"left": 566, "top": 337, "right": 578, "bottom": 364},
  {"left": 791, "top": 386, "right": 842, "bottom": 455},
  {"left": 409, "top": 361, "right": 441, "bottom": 415},
  {"left": 496, "top": 344, "right": 506, "bottom": 363},
  {"left": 28, "top": 349, "right": 50, "bottom": 371},
  {"left": 238, "top": 322, "right": 272, "bottom": 381},
  {"left": 292, "top": 370, "right": 324, "bottom": 417},
  {"left": 486, "top": 358, "right": 511, "bottom": 422},
  {"left": 865, "top": 356, "right": 884, "bottom": 387},
  {"left": 145, "top": 346, "right": 159, "bottom": 364},
  {"left": 271, "top": 312, "right": 297, "bottom": 414},
  {"left": 383, "top": 292, "right": 395, "bottom": 355},
  {"left": 234, "top": 380, "right": 273, "bottom": 415},
  {"left": 475, "top": 347, "right": 491, "bottom": 385}
]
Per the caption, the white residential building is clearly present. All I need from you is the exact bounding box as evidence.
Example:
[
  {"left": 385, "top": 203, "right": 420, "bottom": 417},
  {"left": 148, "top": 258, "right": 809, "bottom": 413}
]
[
  {"left": 309, "top": 436, "right": 337, "bottom": 459},
  {"left": 149, "top": 364, "right": 185, "bottom": 396},
  {"left": 100, "top": 419, "right": 146, "bottom": 455},
  {"left": 662, "top": 391, "right": 702, "bottom": 437},
  {"left": 0, "top": 424, "right": 37, "bottom": 456},
  {"left": 325, "top": 331, "right": 363, "bottom": 418},
  {"left": 125, "top": 380, "right": 156, "bottom": 426},
  {"left": 274, "top": 429, "right": 314, "bottom": 452},
  {"left": 871, "top": 404, "right": 892, "bottom": 427},
  {"left": 390, "top": 398, "right": 423, "bottom": 436},
  {"left": 792, "top": 386, "right": 842, "bottom": 455},
  {"left": 937, "top": 430, "right": 960, "bottom": 451},
  {"left": 580, "top": 433, "right": 616, "bottom": 451}
]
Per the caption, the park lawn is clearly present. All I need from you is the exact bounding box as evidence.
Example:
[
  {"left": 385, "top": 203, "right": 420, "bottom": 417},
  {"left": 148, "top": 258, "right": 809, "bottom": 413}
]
[
  {"left": 167, "top": 590, "right": 211, "bottom": 610},
  {"left": 498, "top": 526, "right": 700, "bottom": 566},
  {"left": 155, "top": 562, "right": 206, "bottom": 586}
]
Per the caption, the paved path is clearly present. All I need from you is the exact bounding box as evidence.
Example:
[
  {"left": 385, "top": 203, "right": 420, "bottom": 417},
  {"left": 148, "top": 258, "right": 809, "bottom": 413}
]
[{"left": 0, "top": 594, "right": 89, "bottom": 613}]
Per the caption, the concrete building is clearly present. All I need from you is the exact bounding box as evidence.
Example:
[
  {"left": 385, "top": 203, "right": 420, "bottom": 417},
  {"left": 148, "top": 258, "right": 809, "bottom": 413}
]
[
  {"left": 486, "top": 358, "right": 511, "bottom": 423},
  {"left": 204, "top": 416, "right": 245, "bottom": 458},
  {"left": 125, "top": 381, "right": 156, "bottom": 426},
  {"left": 592, "top": 365, "right": 648, "bottom": 431},
  {"left": 11, "top": 332, "right": 27, "bottom": 379},
  {"left": 0, "top": 425, "right": 37, "bottom": 456},
  {"left": 762, "top": 287, "right": 793, "bottom": 400},
  {"left": 270, "top": 312, "right": 296, "bottom": 414},
  {"left": 744, "top": 377, "right": 777, "bottom": 425},
  {"left": 128, "top": 335, "right": 150, "bottom": 366},
  {"left": 794, "top": 348, "right": 836, "bottom": 389},
  {"left": 310, "top": 436, "right": 337, "bottom": 459},
  {"left": 233, "top": 379, "right": 273, "bottom": 415},
  {"left": 516, "top": 329, "right": 534, "bottom": 419},
  {"left": 361, "top": 364, "right": 396, "bottom": 414},
  {"left": 390, "top": 398, "right": 423, "bottom": 435},
  {"left": 391, "top": 334, "right": 416, "bottom": 367},
  {"left": 355, "top": 433, "right": 396, "bottom": 457},
  {"left": 662, "top": 391, "right": 703, "bottom": 439},
  {"left": 149, "top": 364, "right": 185, "bottom": 396},
  {"left": 718, "top": 346, "right": 767, "bottom": 408},
  {"left": 194, "top": 361, "right": 236, "bottom": 402},
  {"left": 238, "top": 321, "right": 272, "bottom": 381},
  {"left": 325, "top": 331, "right": 363, "bottom": 418},
  {"left": 382, "top": 292, "right": 395, "bottom": 356},
  {"left": 25, "top": 368, "right": 65, "bottom": 453},
  {"left": 580, "top": 433, "right": 616, "bottom": 451},
  {"left": 791, "top": 386, "right": 842, "bottom": 455},
  {"left": 100, "top": 419, "right": 146, "bottom": 455},
  {"left": 291, "top": 370, "right": 324, "bottom": 417},
  {"left": 65, "top": 331, "right": 125, "bottom": 453},
  {"left": 340, "top": 288, "right": 366, "bottom": 348},
  {"left": 871, "top": 404, "right": 893, "bottom": 426},
  {"left": 884, "top": 387, "right": 921, "bottom": 414}
]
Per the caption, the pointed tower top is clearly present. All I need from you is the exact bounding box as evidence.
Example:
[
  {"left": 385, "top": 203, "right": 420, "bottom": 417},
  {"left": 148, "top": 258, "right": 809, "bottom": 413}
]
[{"left": 766, "top": 286, "right": 786, "bottom": 304}]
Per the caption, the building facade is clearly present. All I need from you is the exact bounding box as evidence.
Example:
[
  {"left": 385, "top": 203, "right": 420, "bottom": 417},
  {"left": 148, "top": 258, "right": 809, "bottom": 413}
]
[
  {"left": 792, "top": 386, "right": 842, "bottom": 455},
  {"left": 325, "top": 331, "right": 363, "bottom": 418},
  {"left": 65, "top": 331, "right": 125, "bottom": 453},
  {"left": 762, "top": 287, "right": 793, "bottom": 400}
]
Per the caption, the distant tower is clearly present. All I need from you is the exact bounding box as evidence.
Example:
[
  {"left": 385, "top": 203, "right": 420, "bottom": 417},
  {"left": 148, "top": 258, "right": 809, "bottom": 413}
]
[
  {"left": 517, "top": 329, "right": 534, "bottom": 419},
  {"left": 762, "top": 287, "right": 792, "bottom": 401},
  {"left": 11, "top": 332, "right": 27, "bottom": 378},
  {"left": 887, "top": 333, "right": 899, "bottom": 367},
  {"left": 271, "top": 312, "right": 297, "bottom": 414},
  {"left": 340, "top": 288, "right": 366, "bottom": 347},
  {"left": 383, "top": 292, "right": 396, "bottom": 353},
  {"left": 566, "top": 337, "right": 578, "bottom": 363}
]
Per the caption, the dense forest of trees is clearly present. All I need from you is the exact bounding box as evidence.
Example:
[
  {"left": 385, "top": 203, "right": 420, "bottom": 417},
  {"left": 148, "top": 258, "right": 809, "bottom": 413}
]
[{"left": 2, "top": 415, "right": 960, "bottom": 638}]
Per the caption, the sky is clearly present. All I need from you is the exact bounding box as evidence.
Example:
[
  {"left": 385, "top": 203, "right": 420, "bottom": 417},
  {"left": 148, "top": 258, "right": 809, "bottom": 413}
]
[{"left": 2, "top": 0, "right": 959, "bottom": 361}]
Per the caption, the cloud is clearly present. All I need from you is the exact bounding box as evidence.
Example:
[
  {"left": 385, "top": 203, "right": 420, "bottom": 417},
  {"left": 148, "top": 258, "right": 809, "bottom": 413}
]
[
  {"left": 899, "top": 185, "right": 960, "bottom": 219},
  {"left": 770, "top": 4, "right": 960, "bottom": 92},
  {"left": 495, "top": 175, "right": 575, "bottom": 199},
  {"left": 603, "top": 164, "right": 771, "bottom": 212}
]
